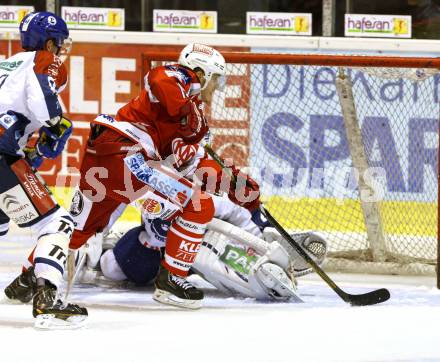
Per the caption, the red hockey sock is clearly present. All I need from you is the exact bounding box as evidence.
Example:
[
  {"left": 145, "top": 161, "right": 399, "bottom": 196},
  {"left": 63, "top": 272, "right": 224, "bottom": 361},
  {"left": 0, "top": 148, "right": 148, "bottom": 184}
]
[{"left": 162, "top": 193, "right": 214, "bottom": 276}]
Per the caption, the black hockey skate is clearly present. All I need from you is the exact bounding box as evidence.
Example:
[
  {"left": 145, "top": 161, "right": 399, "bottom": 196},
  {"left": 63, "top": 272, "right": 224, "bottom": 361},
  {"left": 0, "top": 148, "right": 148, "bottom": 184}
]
[
  {"left": 4, "top": 267, "right": 36, "bottom": 303},
  {"left": 33, "top": 281, "right": 88, "bottom": 329},
  {"left": 153, "top": 265, "right": 203, "bottom": 309}
]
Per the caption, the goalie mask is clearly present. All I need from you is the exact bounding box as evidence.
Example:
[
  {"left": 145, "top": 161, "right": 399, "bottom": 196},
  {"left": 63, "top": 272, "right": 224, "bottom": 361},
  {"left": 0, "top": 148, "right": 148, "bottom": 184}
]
[{"left": 178, "top": 43, "right": 226, "bottom": 91}]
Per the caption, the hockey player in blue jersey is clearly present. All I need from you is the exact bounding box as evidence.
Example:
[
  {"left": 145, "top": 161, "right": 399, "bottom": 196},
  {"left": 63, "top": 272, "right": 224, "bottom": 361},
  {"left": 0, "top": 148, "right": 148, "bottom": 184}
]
[{"left": 1, "top": 12, "right": 87, "bottom": 328}]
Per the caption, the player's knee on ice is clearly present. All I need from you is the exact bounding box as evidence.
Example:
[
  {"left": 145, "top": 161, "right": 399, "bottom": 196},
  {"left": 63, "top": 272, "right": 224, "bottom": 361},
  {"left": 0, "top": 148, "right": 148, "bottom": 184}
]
[
  {"left": 100, "top": 249, "right": 128, "bottom": 281},
  {"left": 102, "top": 226, "right": 161, "bottom": 285}
]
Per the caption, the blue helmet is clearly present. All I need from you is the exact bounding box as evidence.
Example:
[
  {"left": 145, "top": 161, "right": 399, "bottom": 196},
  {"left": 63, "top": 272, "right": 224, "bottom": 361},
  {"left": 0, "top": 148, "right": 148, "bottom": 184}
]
[{"left": 19, "top": 12, "right": 69, "bottom": 51}]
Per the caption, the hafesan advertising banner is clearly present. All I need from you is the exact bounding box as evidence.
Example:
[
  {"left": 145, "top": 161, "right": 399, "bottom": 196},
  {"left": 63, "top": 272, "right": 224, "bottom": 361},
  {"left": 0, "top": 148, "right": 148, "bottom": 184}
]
[
  {"left": 246, "top": 12, "right": 312, "bottom": 35},
  {"left": 153, "top": 9, "right": 217, "bottom": 33},
  {"left": 345, "top": 14, "right": 411, "bottom": 38},
  {"left": 0, "top": 6, "right": 34, "bottom": 28},
  {"left": 61, "top": 6, "right": 124, "bottom": 30}
]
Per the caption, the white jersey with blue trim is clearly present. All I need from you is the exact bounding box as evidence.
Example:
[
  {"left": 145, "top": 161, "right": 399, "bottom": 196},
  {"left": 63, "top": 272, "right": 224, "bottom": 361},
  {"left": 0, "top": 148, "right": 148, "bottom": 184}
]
[{"left": 0, "top": 50, "right": 67, "bottom": 157}]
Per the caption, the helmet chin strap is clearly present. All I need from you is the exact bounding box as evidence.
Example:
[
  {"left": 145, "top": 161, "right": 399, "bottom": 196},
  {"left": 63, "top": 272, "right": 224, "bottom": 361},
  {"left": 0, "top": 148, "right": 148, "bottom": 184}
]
[{"left": 200, "top": 73, "right": 213, "bottom": 91}]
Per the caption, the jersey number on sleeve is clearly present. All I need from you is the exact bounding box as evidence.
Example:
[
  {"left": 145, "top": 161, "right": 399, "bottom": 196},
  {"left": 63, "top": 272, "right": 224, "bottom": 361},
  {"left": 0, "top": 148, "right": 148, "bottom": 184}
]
[{"left": 0, "top": 74, "right": 8, "bottom": 89}]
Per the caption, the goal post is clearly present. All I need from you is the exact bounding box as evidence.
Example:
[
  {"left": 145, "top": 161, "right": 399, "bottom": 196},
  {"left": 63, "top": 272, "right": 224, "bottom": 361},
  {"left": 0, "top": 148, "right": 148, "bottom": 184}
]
[{"left": 142, "top": 50, "right": 440, "bottom": 285}]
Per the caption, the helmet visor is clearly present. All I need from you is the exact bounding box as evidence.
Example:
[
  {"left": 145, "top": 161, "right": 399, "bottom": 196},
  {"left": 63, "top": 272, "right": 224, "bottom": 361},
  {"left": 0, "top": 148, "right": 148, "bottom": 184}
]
[{"left": 215, "top": 74, "right": 226, "bottom": 92}]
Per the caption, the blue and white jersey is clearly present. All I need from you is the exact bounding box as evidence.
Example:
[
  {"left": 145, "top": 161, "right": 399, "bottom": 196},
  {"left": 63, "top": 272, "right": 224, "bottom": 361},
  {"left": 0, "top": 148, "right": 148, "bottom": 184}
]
[{"left": 0, "top": 50, "right": 67, "bottom": 157}]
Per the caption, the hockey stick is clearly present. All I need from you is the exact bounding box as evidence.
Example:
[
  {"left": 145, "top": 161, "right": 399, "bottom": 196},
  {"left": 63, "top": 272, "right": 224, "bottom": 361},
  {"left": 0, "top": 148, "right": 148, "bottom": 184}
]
[
  {"left": 204, "top": 144, "right": 390, "bottom": 306},
  {"left": 64, "top": 249, "right": 86, "bottom": 303}
]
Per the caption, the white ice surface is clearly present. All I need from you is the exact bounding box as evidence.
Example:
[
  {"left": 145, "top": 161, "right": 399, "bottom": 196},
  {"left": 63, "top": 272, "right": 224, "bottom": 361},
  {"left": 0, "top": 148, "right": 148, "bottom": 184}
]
[{"left": 1, "top": 235, "right": 440, "bottom": 362}]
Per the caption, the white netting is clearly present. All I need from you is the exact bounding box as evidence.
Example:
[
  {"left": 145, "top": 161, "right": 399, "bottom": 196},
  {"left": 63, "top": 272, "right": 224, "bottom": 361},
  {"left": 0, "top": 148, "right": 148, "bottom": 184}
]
[
  {"left": 148, "top": 54, "right": 438, "bottom": 275},
  {"left": 206, "top": 59, "right": 438, "bottom": 275}
]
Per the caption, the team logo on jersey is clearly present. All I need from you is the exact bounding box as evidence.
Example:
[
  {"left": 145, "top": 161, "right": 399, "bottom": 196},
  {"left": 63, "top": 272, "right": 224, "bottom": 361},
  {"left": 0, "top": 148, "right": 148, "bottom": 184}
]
[
  {"left": 147, "top": 218, "right": 170, "bottom": 243},
  {"left": 70, "top": 191, "right": 84, "bottom": 216},
  {"left": 0, "top": 113, "right": 18, "bottom": 129},
  {"left": 172, "top": 138, "right": 197, "bottom": 168}
]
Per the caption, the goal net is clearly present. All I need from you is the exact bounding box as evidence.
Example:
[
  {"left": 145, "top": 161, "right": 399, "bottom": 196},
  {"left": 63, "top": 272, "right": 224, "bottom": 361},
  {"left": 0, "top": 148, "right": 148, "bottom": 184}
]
[{"left": 142, "top": 51, "right": 439, "bottom": 281}]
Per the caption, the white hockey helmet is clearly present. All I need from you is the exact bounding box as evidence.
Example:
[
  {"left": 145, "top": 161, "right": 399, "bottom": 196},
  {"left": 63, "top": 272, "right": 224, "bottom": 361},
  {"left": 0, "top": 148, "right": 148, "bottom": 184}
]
[{"left": 178, "top": 43, "right": 226, "bottom": 90}]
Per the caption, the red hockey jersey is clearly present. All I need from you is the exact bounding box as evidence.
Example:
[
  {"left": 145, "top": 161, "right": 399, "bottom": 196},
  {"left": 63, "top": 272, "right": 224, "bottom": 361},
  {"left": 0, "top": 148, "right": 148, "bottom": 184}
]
[{"left": 115, "top": 64, "right": 208, "bottom": 159}]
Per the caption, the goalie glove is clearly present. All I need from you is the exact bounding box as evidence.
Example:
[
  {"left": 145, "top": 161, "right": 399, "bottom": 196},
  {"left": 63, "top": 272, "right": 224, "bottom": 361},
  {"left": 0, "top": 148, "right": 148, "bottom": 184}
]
[
  {"left": 36, "top": 117, "right": 73, "bottom": 159},
  {"left": 263, "top": 228, "right": 328, "bottom": 278}
]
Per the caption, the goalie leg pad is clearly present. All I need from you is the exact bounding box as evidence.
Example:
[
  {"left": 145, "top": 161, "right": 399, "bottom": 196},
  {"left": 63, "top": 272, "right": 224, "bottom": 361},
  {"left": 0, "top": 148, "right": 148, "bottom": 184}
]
[{"left": 249, "top": 263, "right": 303, "bottom": 302}]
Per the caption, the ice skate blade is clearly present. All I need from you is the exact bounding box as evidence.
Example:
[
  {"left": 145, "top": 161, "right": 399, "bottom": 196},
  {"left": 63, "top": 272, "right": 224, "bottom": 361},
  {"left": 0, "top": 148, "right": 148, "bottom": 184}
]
[
  {"left": 153, "top": 289, "right": 202, "bottom": 310},
  {"left": 34, "top": 314, "right": 87, "bottom": 330}
]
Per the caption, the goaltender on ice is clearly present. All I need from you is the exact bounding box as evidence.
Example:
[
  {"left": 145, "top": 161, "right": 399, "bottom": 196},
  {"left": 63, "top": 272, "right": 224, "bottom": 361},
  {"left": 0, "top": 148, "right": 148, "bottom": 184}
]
[
  {"left": 80, "top": 193, "right": 328, "bottom": 303},
  {"left": 0, "top": 12, "right": 88, "bottom": 327}
]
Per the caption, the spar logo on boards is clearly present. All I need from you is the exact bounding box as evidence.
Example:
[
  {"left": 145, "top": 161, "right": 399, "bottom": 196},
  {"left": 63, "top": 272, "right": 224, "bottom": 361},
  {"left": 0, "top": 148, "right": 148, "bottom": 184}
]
[
  {"left": 61, "top": 6, "right": 124, "bottom": 30},
  {"left": 345, "top": 14, "right": 411, "bottom": 38},
  {"left": 0, "top": 6, "right": 34, "bottom": 28},
  {"left": 153, "top": 9, "right": 217, "bottom": 33},
  {"left": 246, "top": 12, "right": 312, "bottom": 35}
]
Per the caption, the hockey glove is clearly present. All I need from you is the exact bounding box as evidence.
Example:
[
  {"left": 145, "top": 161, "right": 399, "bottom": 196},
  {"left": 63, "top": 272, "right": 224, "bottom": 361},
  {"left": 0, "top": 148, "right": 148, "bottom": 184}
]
[
  {"left": 24, "top": 147, "right": 43, "bottom": 169},
  {"left": 250, "top": 208, "right": 272, "bottom": 232},
  {"left": 195, "top": 158, "right": 224, "bottom": 194},
  {"left": 180, "top": 99, "right": 209, "bottom": 144},
  {"left": 36, "top": 117, "right": 73, "bottom": 159},
  {"left": 228, "top": 166, "right": 261, "bottom": 212}
]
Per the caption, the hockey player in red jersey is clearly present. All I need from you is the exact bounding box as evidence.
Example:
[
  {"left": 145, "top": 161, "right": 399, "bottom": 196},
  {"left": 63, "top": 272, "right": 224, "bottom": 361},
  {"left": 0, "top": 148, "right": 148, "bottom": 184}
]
[
  {"left": 1, "top": 12, "right": 87, "bottom": 328},
  {"left": 67, "top": 43, "right": 260, "bottom": 308}
]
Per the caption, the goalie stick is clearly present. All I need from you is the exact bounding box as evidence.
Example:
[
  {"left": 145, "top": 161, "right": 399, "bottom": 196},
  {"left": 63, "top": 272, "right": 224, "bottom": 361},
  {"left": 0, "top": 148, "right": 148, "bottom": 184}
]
[{"left": 204, "top": 144, "right": 390, "bottom": 306}]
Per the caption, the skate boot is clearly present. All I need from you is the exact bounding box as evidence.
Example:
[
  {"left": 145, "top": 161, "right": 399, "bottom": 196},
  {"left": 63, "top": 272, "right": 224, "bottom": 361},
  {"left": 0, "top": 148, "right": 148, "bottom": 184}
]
[
  {"left": 4, "top": 267, "right": 36, "bottom": 303},
  {"left": 153, "top": 265, "right": 203, "bottom": 309},
  {"left": 33, "top": 280, "right": 88, "bottom": 329}
]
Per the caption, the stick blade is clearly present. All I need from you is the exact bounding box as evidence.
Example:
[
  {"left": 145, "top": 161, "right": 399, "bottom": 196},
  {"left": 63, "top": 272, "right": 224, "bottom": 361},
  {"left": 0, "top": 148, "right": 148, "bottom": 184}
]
[{"left": 346, "top": 288, "right": 390, "bottom": 306}]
